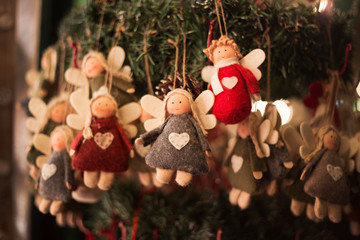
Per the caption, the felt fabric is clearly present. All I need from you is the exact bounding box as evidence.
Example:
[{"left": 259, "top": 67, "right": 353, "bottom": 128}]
[
  {"left": 89, "top": 74, "right": 137, "bottom": 107},
  {"left": 71, "top": 116, "right": 132, "bottom": 172},
  {"left": 284, "top": 159, "right": 315, "bottom": 203},
  {"left": 225, "top": 137, "right": 267, "bottom": 194},
  {"left": 302, "top": 148, "right": 350, "bottom": 204},
  {"left": 141, "top": 113, "right": 210, "bottom": 175},
  {"left": 27, "top": 119, "right": 60, "bottom": 166},
  {"left": 38, "top": 149, "right": 73, "bottom": 202},
  {"left": 209, "top": 63, "right": 259, "bottom": 124},
  {"left": 129, "top": 122, "right": 154, "bottom": 172},
  {"left": 265, "top": 145, "right": 291, "bottom": 180}
]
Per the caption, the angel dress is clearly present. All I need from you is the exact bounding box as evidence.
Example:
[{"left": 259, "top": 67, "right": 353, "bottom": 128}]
[
  {"left": 225, "top": 137, "right": 267, "bottom": 194},
  {"left": 27, "top": 119, "right": 60, "bottom": 167},
  {"left": 209, "top": 62, "right": 260, "bottom": 124},
  {"left": 129, "top": 122, "right": 154, "bottom": 172},
  {"left": 302, "top": 148, "right": 350, "bottom": 205},
  {"left": 38, "top": 149, "right": 73, "bottom": 202},
  {"left": 265, "top": 145, "right": 291, "bottom": 180},
  {"left": 71, "top": 116, "right": 132, "bottom": 172},
  {"left": 89, "top": 74, "right": 137, "bottom": 107},
  {"left": 141, "top": 113, "right": 210, "bottom": 175}
]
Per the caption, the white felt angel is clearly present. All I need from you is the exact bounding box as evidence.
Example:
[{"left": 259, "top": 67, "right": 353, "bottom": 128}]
[
  {"left": 67, "top": 87, "right": 140, "bottom": 190},
  {"left": 202, "top": 36, "right": 265, "bottom": 124},
  {"left": 135, "top": 88, "right": 216, "bottom": 187},
  {"left": 65, "top": 46, "right": 136, "bottom": 107}
]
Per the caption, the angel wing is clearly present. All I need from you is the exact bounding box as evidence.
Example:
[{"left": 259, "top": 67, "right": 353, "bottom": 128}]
[
  {"left": 258, "top": 106, "right": 279, "bottom": 157},
  {"left": 239, "top": 49, "right": 266, "bottom": 80},
  {"left": 25, "top": 69, "right": 42, "bottom": 97},
  {"left": 299, "top": 122, "right": 316, "bottom": 159},
  {"left": 32, "top": 133, "right": 51, "bottom": 168},
  {"left": 201, "top": 65, "right": 216, "bottom": 83},
  {"left": 65, "top": 67, "right": 89, "bottom": 90},
  {"left": 280, "top": 124, "right": 303, "bottom": 162},
  {"left": 140, "top": 94, "right": 164, "bottom": 131},
  {"left": 107, "top": 46, "right": 133, "bottom": 83},
  {"left": 26, "top": 97, "right": 48, "bottom": 133},
  {"left": 66, "top": 88, "right": 90, "bottom": 130},
  {"left": 118, "top": 102, "right": 141, "bottom": 138},
  {"left": 194, "top": 90, "right": 216, "bottom": 130}
]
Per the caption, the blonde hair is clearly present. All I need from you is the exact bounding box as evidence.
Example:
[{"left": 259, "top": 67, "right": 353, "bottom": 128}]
[
  {"left": 203, "top": 36, "right": 242, "bottom": 63},
  {"left": 163, "top": 89, "right": 207, "bottom": 135},
  {"left": 304, "top": 125, "right": 340, "bottom": 163},
  {"left": 50, "top": 125, "right": 74, "bottom": 151},
  {"left": 83, "top": 86, "right": 119, "bottom": 140}
]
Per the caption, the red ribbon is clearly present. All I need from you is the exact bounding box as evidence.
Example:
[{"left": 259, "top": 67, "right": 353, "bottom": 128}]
[
  {"left": 338, "top": 43, "right": 352, "bottom": 76},
  {"left": 71, "top": 42, "right": 79, "bottom": 69},
  {"left": 217, "top": 228, "right": 223, "bottom": 240},
  {"left": 75, "top": 215, "right": 96, "bottom": 240},
  {"left": 207, "top": 20, "right": 215, "bottom": 64},
  {"left": 153, "top": 228, "right": 159, "bottom": 240},
  {"left": 100, "top": 214, "right": 118, "bottom": 240}
]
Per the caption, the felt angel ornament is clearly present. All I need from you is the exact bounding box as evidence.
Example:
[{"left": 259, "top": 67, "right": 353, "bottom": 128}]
[
  {"left": 65, "top": 46, "right": 136, "bottom": 107},
  {"left": 37, "top": 125, "right": 74, "bottom": 215},
  {"left": 26, "top": 95, "right": 71, "bottom": 179},
  {"left": 135, "top": 88, "right": 216, "bottom": 187},
  {"left": 202, "top": 36, "right": 265, "bottom": 124},
  {"left": 69, "top": 87, "right": 135, "bottom": 190},
  {"left": 225, "top": 112, "right": 267, "bottom": 210},
  {"left": 301, "top": 125, "right": 350, "bottom": 223}
]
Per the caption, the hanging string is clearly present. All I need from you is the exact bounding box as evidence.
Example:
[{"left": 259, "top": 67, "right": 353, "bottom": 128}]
[
  {"left": 144, "top": 21, "right": 154, "bottom": 95},
  {"left": 70, "top": 41, "right": 79, "bottom": 69},
  {"left": 218, "top": 0, "right": 228, "bottom": 37},
  {"left": 325, "top": 70, "right": 340, "bottom": 126},
  {"left": 265, "top": 27, "right": 271, "bottom": 101},
  {"left": 214, "top": 0, "right": 224, "bottom": 36},
  {"left": 168, "top": 35, "right": 180, "bottom": 89},
  {"left": 96, "top": 0, "right": 107, "bottom": 50},
  {"left": 207, "top": 20, "right": 215, "bottom": 64},
  {"left": 182, "top": 32, "right": 187, "bottom": 89},
  {"left": 58, "top": 38, "right": 66, "bottom": 95}
]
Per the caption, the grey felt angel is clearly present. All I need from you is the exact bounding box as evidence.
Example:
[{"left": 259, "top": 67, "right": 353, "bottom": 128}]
[
  {"left": 37, "top": 125, "right": 74, "bottom": 215},
  {"left": 135, "top": 88, "right": 216, "bottom": 187}
]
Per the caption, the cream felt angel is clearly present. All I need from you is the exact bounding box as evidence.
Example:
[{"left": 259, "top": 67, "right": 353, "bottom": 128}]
[
  {"left": 69, "top": 87, "right": 139, "bottom": 190},
  {"left": 65, "top": 46, "right": 136, "bottom": 107},
  {"left": 37, "top": 125, "right": 74, "bottom": 215},
  {"left": 26, "top": 95, "right": 71, "bottom": 179},
  {"left": 224, "top": 112, "right": 267, "bottom": 210},
  {"left": 202, "top": 36, "right": 265, "bottom": 124},
  {"left": 135, "top": 88, "right": 216, "bottom": 187},
  {"left": 300, "top": 125, "right": 350, "bottom": 223}
]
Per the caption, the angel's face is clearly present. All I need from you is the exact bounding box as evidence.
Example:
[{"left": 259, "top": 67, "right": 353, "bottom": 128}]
[
  {"left": 237, "top": 117, "right": 250, "bottom": 139},
  {"left": 85, "top": 57, "right": 105, "bottom": 78},
  {"left": 50, "top": 102, "right": 69, "bottom": 123},
  {"left": 166, "top": 93, "right": 191, "bottom": 115},
  {"left": 91, "top": 96, "right": 116, "bottom": 118},
  {"left": 212, "top": 45, "right": 237, "bottom": 64},
  {"left": 323, "top": 130, "right": 339, "bottom": 150},
  {"left": 51, "top": 131, "right": 66, "bottom": 151}
]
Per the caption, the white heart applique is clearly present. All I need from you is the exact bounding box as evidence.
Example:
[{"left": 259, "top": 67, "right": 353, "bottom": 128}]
[
  {"left": 222, "top": 77, "right": 238, "bottom": 89},
  {"left": 94, "top": 132, "right": 114, "bottom": 150},
  {"left": 169, "top": 132, "right": 190, "bottom": 150},
  {"left": 231, "top": 155, "right": 244, "bottom": 173},
  {"left": 326, "top": 164, "right": 343, "bottom": 182},
  {"left": 42, "top": 163, "right": 57, "bottom": 181}
]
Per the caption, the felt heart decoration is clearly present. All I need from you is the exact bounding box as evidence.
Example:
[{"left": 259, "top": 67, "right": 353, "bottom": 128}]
[
  {"left": 326, "top": 164, "right": 343, "bottom": 182},
  {"left": 42, "top": 163, "right": 57, "bottom": 181},
  {"left": 222, "top": 77, "right": 238, "bottom": 89},
  {"left": 94, "top": 132, "right": 114, "bottom": 150},
  {"left": 169, "top": 132, "right": 190, "bottom": 150},
  {"left": 231, "top": 155, "right": 244, "bottom": 173}
]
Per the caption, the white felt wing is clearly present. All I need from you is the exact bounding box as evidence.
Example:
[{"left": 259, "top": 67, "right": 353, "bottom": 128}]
[
  {"left": 195, "top": 90, "right": 216, "bottom": 130},
  {"left": 26, "top": 97, "right": 47, "bottom": 133},
  {"left": 65, "top": 67, "right": 88, "bottom": 88},
  {"left": 349, "top": 136, "right": 359, "bottom": 159},
  {"left": 141, "top": 94, "right": 164, "bottom": 131},
  {"left": 25, "top": 69, "right": 41, "bottom": 97},
  {"left": 266, "top": 130, "right": 279, "bottom": 145},
  {"left": 118, "top": 102, "right": 141, "bottom": 139},
  {"left": 201, "top": 65, "right": 216, "bottom": 83},
  {"left": 122, "top": 125, "right": 138, "bottom": 139},
  {"left": 107, "top": 46, "right": 125, "bottom": 73},
  {"left": 33, "top": 133, "right": 51, "bottom": 156},
  {"left": 339, "top": 136, "right": 350, "bottom": 160},
  {"left": 258, "top": 119, "right": 271, "bottom": 157},
  {"left": 66, "top": 88, "right": 90, "bottom": 130},
  {"left": 281, "top": 124, "right": 303, "bottom": 161},
  {"left": 239, "top": 49, "right": 265, "bottom": 80},
  {"left": 299, "top": 122, "right": 316, "bottom": 159},
  {"left": 357, "top": 81, "right": 360, "bottom": 97}
]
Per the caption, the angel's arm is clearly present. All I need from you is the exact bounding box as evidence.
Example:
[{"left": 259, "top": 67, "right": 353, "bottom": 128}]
[
  {"left": 70, "top": 130, "right": 84, "bottom": 152},
  {"left": 188, "top": 115, "right": 210, "bottom": 152},
  {"left": 301, "top": 148, "right": 327, "bottom": 180},
  {"left": 235, "top": 65, "right": 260, "bottom": 94},
  {"left": 115, "top": 120, "right": 133, "bottom": 151},
  {"left": 140, "top": 118, "right": 169, "bottom": 146},
  {"left": 63, "top": 151, "right": 73, "bottom": 186}
]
